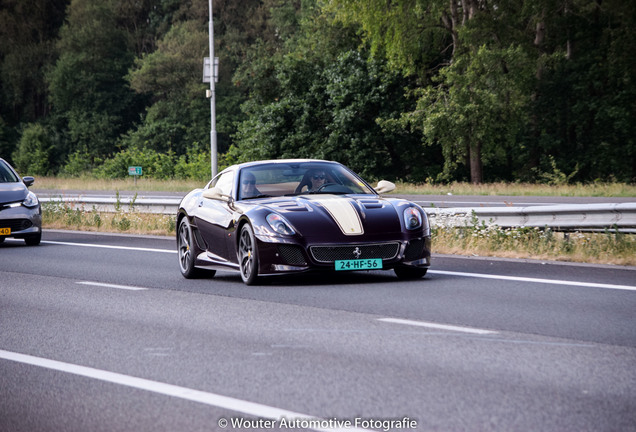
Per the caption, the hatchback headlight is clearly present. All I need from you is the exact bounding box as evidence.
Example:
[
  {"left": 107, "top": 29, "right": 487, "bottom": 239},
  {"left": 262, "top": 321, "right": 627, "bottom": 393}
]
[
  {"left": 404, "top": 207, "right": 423, "bottom": 230},
  {"left": 266, "top": 213, "right": 295, "bottom": 235},
  {"left": 22, "top": 191, "right": 39, "bottom": 208}
]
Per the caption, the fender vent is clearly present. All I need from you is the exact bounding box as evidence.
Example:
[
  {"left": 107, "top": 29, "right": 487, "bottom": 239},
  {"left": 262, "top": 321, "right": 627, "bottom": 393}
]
[
  {"left": 358, "top": 199, "right": 384, "bottom": 209},
  {"left": 193, "top": 228, "right": 208, "bottom": 250}
]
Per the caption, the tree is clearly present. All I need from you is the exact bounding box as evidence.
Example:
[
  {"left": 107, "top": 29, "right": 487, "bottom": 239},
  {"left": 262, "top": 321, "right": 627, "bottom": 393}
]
[
  {"left": 0, "top": 0, "right": 68, "bottom": 126},
  {"left": 327, "top": 0, "right": 451, "bottom": 76},
  {"left": 125, "top": 20, "right": 209, "bottom": 155},
  {"left": 329, "top": 0, "right": 525, "bottom": 183},
  {"left": 527, "top": 0, "right": 636, "bottom": 182},
  {"left": 47, "top": 0, "right": 137, "bottom": 162},
  {"left": 12, "top": 123, "right": 52, "bottom": 175},
  {"left": 231, "top": 49, "right": 428, "bottom": 180},
  {"left": 416, "top": 45, "right": 533, "bottom": 183},
  {"left": 123, "top": 0, "right": 265, "bottom": 160}
]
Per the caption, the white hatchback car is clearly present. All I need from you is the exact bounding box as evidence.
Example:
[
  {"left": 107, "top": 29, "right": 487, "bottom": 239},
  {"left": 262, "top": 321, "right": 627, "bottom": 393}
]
[{"left": 0, "top": 158, "right": 42, "bottom": 246}]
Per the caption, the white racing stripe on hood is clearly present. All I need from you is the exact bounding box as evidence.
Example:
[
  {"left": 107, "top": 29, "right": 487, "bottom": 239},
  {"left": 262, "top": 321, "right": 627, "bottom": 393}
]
[{"left": 311, "top": 195, "right": 363, "bottom": 235}]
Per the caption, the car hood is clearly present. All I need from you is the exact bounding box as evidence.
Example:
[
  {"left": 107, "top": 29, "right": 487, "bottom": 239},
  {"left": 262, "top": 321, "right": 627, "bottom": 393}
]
[
  {"left": 252, "top": 194, "right": 404, "bottom": 238},
  {"left": 0, "top": 182, "right": 28, "bottom": 205}
]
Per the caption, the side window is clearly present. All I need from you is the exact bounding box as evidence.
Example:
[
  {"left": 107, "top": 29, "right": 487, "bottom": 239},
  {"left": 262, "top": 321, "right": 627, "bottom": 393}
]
[{"left": 214, "top": 171, "right": 235, "bottom": 196}]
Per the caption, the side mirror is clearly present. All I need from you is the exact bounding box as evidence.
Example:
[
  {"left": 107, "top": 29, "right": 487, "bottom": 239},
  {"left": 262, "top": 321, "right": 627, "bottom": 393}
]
[
  {"left": 23, "top": 176, "right": 35, "bottom": 187},
  {"left": 202, "top": 187, "right": 230, "bottom": 202},
  {"left": 202, "top": 187, "right": 244, "bottom": 214},
  {"left": 375, "top": 180, "right": 395, "bottom": 194}
]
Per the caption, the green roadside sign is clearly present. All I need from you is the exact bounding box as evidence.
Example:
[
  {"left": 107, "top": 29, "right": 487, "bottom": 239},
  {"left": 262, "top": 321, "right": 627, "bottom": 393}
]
[{"left": 128, "top": 166, "right": 142, "bottom": 186}]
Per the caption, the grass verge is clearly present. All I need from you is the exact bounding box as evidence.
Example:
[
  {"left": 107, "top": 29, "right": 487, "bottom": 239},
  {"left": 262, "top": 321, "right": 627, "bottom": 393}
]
[
  {"left": 433, "top": 224, "right": 636, "bottom": 266},
  {"left": 42, "top": 201, "right": 176, "bottom": 237},
  {"left": 395, "top": 181, "right": 636, "bottom": 197},
  {"left": 41, "top": 201, "right": 636, "bottom": 266},
  {"left": 34, "top": 177, "right": 636, "bottom": 197},
  {"left": 35, "top": 176, "right": 201, "bottom": 192}
]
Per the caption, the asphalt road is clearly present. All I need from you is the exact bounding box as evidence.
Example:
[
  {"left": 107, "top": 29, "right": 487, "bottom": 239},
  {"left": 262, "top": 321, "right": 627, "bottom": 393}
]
[{"left": 1, "top": 230, "right": 635, "bottom": 432}]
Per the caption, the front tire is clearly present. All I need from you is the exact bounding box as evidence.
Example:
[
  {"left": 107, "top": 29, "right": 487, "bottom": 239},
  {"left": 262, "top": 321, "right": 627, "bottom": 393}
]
[
  {"left": 24, "top": 232, "right": 41, "bottom": 246},
  {"left": 238, "top": 224, "right": 260, "bottom": 285},
  {"left": 394, "top": 266, "right": 428, "bottom": 280},
  {"left": 178, "top": 218, "right": 208, "bottom": 279}
]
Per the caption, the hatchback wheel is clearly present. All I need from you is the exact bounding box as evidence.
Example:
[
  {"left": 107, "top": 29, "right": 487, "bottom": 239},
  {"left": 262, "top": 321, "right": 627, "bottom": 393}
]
[{"left": 24, "top": 233, "right": 41, "bottom": 246}]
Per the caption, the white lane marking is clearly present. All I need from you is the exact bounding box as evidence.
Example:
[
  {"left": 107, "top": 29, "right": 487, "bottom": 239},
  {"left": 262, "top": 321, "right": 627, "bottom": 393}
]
[
  {"left": 38, "top": 239, "right": 636, "bottom": 292},
  {"left": 378, "top": 318, "right": 497, "bottom": 335},
  {"left": 42, "top": 240, "right": 176, "bottom": 254},
  {"left": 77, "top": 281, "right": 148, "bottom": 291},
  {"left": 0, "top": 349, "right": 371, "bottom": 432},
  {"left": 429, "top": 270, "right": 636, "bottom": 292}
]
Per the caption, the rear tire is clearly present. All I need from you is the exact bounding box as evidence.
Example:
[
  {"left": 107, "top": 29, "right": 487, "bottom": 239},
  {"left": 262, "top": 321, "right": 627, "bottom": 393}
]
[{"left": 394, "top": 266, "right": 427, "bottom": 280}]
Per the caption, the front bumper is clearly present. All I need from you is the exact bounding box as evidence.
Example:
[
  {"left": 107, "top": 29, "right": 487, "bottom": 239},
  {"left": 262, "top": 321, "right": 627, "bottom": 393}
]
[
  {"left": 0, "top": 205, "right": 42, "bottom": 239},
  {"left": 256, "top": 235, "right": 431, "bottom": 276}
]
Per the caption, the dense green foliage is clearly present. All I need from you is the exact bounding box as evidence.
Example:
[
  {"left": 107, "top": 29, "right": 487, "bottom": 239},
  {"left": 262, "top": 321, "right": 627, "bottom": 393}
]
[{"left": 0, "top": 0, "right": 634, "bottom": 183}]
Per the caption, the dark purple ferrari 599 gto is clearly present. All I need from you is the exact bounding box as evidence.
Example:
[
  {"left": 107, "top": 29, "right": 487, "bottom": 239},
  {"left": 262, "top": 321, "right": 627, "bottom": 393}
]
[{"left": 176, "top": 159, "right": 431, "bottom": 285}]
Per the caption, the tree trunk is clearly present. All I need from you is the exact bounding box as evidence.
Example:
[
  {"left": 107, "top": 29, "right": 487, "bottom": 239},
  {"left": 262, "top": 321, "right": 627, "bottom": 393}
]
[
  {"left": 442, "top": 0, "right": 460, "bottom": 61},
  {"left": 469, "top": 141, "right": 483, "bottom": 184},
  {"left": 527, "top": 9, "right": 546, "bottom": 175}
]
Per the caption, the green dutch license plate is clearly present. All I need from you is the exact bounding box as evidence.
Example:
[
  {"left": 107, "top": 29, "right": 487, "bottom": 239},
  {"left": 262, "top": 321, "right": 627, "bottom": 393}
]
[{"left": 335, "top": 258, "right": 382, "bottom": 271}]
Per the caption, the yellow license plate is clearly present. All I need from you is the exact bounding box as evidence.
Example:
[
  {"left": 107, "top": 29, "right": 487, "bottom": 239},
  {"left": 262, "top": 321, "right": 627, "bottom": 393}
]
[{"left": 0, "top": 227, "right": 10, "bottom": 236}]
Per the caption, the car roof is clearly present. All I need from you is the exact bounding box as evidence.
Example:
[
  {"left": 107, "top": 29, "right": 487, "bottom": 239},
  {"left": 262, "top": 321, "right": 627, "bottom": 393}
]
[
  {"left": 239, "top": 159, "right": 331, "bottom": 168},
  {"left": 224, "top": 159, "right": 336, "bottom": 173}
]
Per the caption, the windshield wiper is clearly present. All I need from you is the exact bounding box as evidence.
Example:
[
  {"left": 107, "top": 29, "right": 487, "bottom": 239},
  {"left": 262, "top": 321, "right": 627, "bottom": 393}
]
[{"left": 242, "top": 194, "right": 272, "bottom": 200}]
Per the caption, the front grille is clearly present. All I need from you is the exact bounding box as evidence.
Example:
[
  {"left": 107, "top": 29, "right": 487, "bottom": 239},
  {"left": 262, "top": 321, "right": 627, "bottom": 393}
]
[
  {"left": 310, "top": 242, "right": 400, "bottom": 263},
  {"left": 404, "top": 239, "right": 425, "bottom": 261},
  {"left": 0, "top": 219, "right": 32, "bottom": 231},
  {"left": 277, "top": 245, "right": 307, "bottom": 265}
]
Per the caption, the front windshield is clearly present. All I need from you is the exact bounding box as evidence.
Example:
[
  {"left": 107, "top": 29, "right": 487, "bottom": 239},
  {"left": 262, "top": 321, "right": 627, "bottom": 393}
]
[
  {"left": 0, "top": 161, "right": 19, "bottom": 183},
  {"left": 238, "top": 162, "right": 375, "bottom": 200}
]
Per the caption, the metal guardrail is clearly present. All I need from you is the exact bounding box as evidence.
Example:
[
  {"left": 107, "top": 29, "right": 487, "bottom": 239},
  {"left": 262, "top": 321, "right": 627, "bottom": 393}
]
[
  {"left": 40, "top": 197, "right": 636, "bottom": 232},
  {"left": 40, "top": 196, "right": 180, "bottom": 215},
  {"left": 427, "top": 203, "right": 636, "bottom": 231}
]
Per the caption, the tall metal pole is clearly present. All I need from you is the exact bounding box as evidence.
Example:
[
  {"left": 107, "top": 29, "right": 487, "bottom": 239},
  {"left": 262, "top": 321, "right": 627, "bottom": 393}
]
[{"left": 209, "top": 0, "right": 217, "bottom": 178}]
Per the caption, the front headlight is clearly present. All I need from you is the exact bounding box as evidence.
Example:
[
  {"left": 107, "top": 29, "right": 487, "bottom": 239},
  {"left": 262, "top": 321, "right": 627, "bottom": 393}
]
[
  {"left": 266, "top": 213, "right": 295, "bottom": 235},
  {"left": 22, "top": 191, "right": 39, "bottom": 208},
  {"left": 404, "top": 207, "right": 423, "bottom": 230}
]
